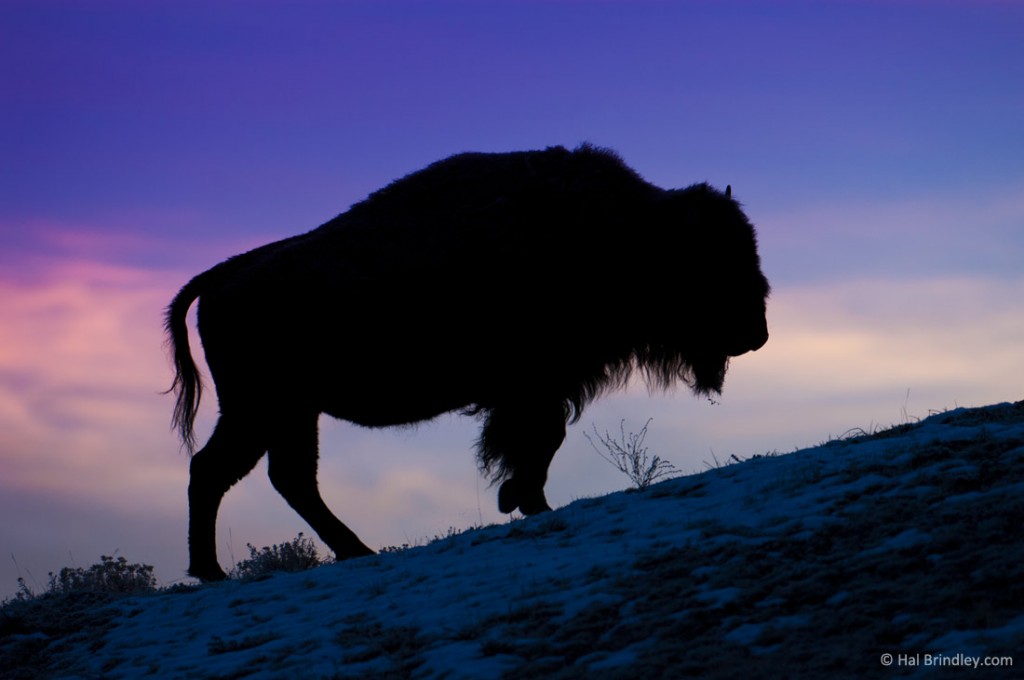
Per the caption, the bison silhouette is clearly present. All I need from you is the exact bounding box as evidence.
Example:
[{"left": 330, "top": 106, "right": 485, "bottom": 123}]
[{"left": 166, "top": 144, "right": 770, "bottom": 581}]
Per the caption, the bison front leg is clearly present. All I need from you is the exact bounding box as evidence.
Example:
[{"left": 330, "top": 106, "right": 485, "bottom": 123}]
[
  {"left": 267, "top": 413, "right": 375, "bottom": 561},
  {"left": 481, "top": 403, "right": 567, "bottom": 516},
  {"left": 188, "top": 415, "right": 267, "bottom": 582}
]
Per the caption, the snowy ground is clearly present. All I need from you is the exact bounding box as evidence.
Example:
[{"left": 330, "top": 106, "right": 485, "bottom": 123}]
[{"left": 3, "top": 402, "right": 1023, "bottom": 678}]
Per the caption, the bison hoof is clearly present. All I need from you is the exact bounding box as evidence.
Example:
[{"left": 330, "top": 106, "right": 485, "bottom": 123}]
[
  {"left": 498, "top": 479, "right": 552, "bottom": 515},
  {"left": 333, "top": 544, "right": 376, "bottom": 561},
  {"left": 520, "top": 497, "right": 553, "bottom": 516},
  {"left": 188, "top": 563, "right": 228, "bottom": 583}
]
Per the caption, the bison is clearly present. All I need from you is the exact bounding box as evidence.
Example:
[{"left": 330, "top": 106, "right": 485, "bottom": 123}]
[{"left": 166, "top": 144, "right": 770, "bottom": 581}]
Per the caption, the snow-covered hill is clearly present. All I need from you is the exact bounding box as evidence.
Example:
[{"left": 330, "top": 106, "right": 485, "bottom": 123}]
[{"left": 4, "top": 402, "right": 1023, "bottom": 678}]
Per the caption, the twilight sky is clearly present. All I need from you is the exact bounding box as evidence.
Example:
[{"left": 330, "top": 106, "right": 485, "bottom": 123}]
[{"left": 2, "top": 0, "right": 1022, "bottom": 596}]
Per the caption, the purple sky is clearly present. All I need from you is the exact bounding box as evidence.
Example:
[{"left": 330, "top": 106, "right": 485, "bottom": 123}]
[{"left": 2, "top": 1, "right": 1023, "bottom": 596}]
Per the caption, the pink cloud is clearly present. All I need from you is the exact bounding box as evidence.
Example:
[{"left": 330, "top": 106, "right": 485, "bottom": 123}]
[
  {"left": 0, "top": 256, "right": 191, "bottom": 493},
  {"left": 1, "top": 216, "right": 274, "bottom": 287}
]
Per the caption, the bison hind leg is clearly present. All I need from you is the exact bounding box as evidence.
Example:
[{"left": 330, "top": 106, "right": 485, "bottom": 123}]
[
  {"left": 188, "top": 414, "right": 268, "bottom": 582},
  {"left": 266, "top": 412, "right": 375, "bottom": 561},
  {"left": 479, "top": 402, "right": 567, "bottom": 516}
]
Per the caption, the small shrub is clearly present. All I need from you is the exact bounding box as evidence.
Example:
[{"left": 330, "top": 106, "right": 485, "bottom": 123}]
[
  {"left": 379, "top": 543, "right": 412, "bottom": 554},
  {"left": 585, "top": 418, "right": 678, "bottom": 490},
  {"left": 18, "top": 555, "right": 158, "bottom": 598},
  {"left": 229, "top": 533, "right": 326, "bottom": 580}
]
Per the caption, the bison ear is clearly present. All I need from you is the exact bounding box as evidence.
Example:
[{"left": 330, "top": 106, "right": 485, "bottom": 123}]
[{"left": 725, "top": 185, "right": 732, "bottom": 199}]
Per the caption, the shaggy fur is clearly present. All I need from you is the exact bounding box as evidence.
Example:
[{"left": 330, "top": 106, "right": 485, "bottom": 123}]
[{"left": 166, "top": 144, "right": 770, "bottom": 581}]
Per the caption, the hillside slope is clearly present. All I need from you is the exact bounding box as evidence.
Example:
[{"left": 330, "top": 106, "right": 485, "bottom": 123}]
[{"left": 3, "top": 402, "right": 1023, "bottom": 678}]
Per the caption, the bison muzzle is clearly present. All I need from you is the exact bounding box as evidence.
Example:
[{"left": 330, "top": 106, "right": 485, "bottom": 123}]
[{"left": 166, "top": 144, "right": 770, "bottom": 581}]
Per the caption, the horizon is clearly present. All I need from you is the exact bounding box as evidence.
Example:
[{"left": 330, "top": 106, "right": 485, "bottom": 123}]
[{"left": 2, "top": 0, "right": 1023, "bottom": 597}]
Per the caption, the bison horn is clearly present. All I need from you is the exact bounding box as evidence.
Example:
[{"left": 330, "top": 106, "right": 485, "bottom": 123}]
[{"left": 725, "top": 185, "right": 732, "bottom": 199}]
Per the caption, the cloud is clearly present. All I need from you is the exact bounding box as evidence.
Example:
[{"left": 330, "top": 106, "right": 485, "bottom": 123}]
[
  {"left": 0, "top": 257, "right": 182, "bottom": 494},
  {"left": 754, "top": 276, "right": 1024, "bottom": 391},
  {"left": 0, "top": 217, "right": 277, "bottom": 284}
]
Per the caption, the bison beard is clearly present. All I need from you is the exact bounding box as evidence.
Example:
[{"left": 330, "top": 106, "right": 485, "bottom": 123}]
[{"left": 166, "top": 144, "right": 770, "bottom": 581}]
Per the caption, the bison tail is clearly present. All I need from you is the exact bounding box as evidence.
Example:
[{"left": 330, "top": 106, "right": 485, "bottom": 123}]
[{"left": 164, "top": 276, "right": 205, "bottom": 454}]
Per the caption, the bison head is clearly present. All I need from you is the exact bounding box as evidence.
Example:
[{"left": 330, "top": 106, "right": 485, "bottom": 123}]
[{"left": 640, "top": 183, "right": 770, "bottom": 396}]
